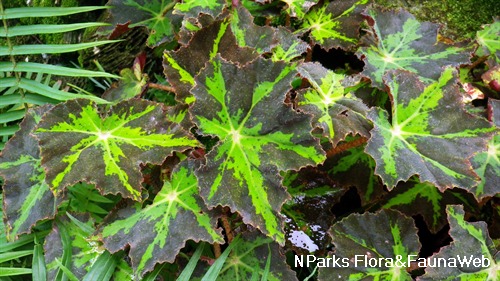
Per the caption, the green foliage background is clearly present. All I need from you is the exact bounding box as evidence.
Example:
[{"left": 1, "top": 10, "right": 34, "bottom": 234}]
[{"left": 1, "top": 0, "right": 499, "bottom": 280}]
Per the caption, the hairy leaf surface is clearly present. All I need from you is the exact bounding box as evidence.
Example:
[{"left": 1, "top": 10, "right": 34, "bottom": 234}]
[
  {"left": 35, "top": 99, "right": 198, "bottom": 201},
  {"left": 297, "top": 62, "right": 371, "bottom": 145},
  {"left": 419, "top": 205, "right": 500, "bottom": 281},
  {"left": 318, "top": 209, "right": 419, "bottom": 280},
  {"left": 366, "top": 68, "right": 494, "bottom": 190},
  {"left": 0, "top": 105, "right": 58, "bottom": 240},
  {"left": 100, "top": 162, "right": 223, "bottom": 279},
  {"left": 470, "top": 99, "right": 500, "bottom": 199},
  {"left": 356, "top": 8, "right": 470, "bottom": 88},
  {"left": 191, "top": 56, "right": 325, "bottom": 243},
  {"left": 301, "top": 0, "right": 369, "bottom": 50}
]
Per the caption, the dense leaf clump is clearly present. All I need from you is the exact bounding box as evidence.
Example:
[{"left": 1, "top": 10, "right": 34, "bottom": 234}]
[{"left": 1, "top": 0, "right": 499, "bottom": 280}]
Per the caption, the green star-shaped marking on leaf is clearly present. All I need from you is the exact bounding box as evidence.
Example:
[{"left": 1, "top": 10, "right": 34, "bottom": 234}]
[
  {"left": 301, "top": 0, "right": 369, "bottom": 50},
  {"left": 476, "top": 18, "right": 500, "bottom": 63},
  {"left": 366, "top": 68, "right": 494, "bottom": 190},
  {"left": 357, "top": 7, "right": 471, "bottom": 88},
  {"left": 100, "top": 162, "right": 223, "bottom": 279},
  {"left": 191, "top": 56, "right": 325, "bottom": 244},
  {"left": 297, "top": 62, "right": 371, "bottom": 145},
  {"left": 35, "top": 99, "right": 199, "bottom": 201},
  {"left": 0, "top": 105, "right": 58, "bottom": 240}
]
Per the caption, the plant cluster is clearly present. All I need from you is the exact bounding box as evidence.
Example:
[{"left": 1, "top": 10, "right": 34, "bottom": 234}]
[{"left": 0, "top": 0, "right": 499, "bottom": 280}]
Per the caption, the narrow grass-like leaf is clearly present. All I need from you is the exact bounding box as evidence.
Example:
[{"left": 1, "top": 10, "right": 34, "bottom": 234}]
[
  {"left": 0, "top": 62, "right": 120, "bottom": 78},
  {"left": 33, "top": 242, "right": 47, "bottom": 281},
  {"left": 0, "top": 6, "right": 108, "bottom": 20},
  {"left": 0, "top": 23, "right": 108, "bottom": 37},
  {"left": 201, "top": 236, "right": 240, "bottom": 281},
  {"left": 45, "top": 214, "right": 104, "bottom": 281},
  {"left": 192, "top": 56, "right": 325, "bottom": 243},
  {"left": 0, "top": 250, "right": 33, "bottom": 263},
  {"left": 0, "top": 126, "right": 19, "bottom": 136},
  {"left": 0, "top": 267, "right": 32, "bottom": 276},
  {"left": 82, "top": 251, "right": 117, "bottom": 281},
  {"left": 0, "top": 109, "right": 26, "bottom": 123},
  {"left": 201, "top": 232, "right": 298, "bottom": 280},
  {"left": 35, "top": 99, "right": 199, "bottom": 200},
  {"left": 2, "top": 77, "right": 110, "bottom": 104},
  {"left": 177, "top": 243, "right": 205, "bottom": 281},
  {"left": 0, "top": 41, "right": 118, "bottom": 56}
]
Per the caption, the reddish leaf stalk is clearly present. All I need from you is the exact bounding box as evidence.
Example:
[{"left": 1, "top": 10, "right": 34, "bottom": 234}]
[
  {"left": 148, "top": 82, "right": 176, "bottom": 93},
  {"left": 326, "top": 137, "right": 368, "bottom": 158}
]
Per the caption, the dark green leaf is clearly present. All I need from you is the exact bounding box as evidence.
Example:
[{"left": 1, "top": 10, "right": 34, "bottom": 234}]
[
  {"left": 325, "top": 139, "right": 384, "bottom": 204},
  {"left": 419, "top": 205, "right": 499, "bottom": 281},
  {"left": 470, "top": 99, "right": 500, "bottom": 199},
  {"left": 356, "top": 8, "right": 471, "bottom": 88},
  {"left": 301, "top": 0, "right": 369, "bottom": 50},
  {"left": 35, "top": 99, "right": 199, "bottom": 201},
  {"left": 230, "top": 7, "right": 309, "bottom": 62},
  {"left": 163, "top": 18, "right": 258, "bottom": 103},
  {"left": 383, "top": 179, "right": 477, "bottom": 233},
  {"left": 297, "top": 62, "right": 371, "bottom": 145},
  {"left": 100, "top": 161, "right": 223, "bottom": 278},
  {"left": 476, "top": 18, "right": 500, "bottom": 63},
  {"left": 366, "top": 68, "right": 494, "bottom": 190},
  {"left": 281, "top": 0, "right": 317, "bottom": 19},
  {"left": 192, "top": 56, "right": 325, "bottom": 243},
  {"left": 174, "top": 0, "right": 226, "bottom": 19},
  {"left": 0, "top": 105, "right": 59, "bottom": 240},
  {"left": 318, "top": 209, "right": 419, "bottom": 280},
  {"left": 104, "top": 0, "right": 180, "bottom": 47}
]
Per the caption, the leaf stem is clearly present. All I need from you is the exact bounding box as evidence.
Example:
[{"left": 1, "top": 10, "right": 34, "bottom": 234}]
[
  {"left": 148, "top": 82, "right": 175, "bottom": 93},
  {"left": 220, "top": 211, "right": 233, "bottom": 243},
  {"left": 161, "top": 0, "right": 177, "bottom": 17},
  {"left": 213, "top": 243, "right": 221, "bottom": 258},
  {"left": 326, "top": 136, "right": 368, "bottom": 158}
]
